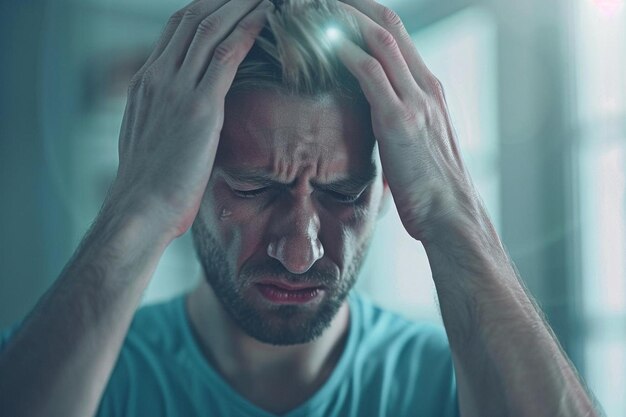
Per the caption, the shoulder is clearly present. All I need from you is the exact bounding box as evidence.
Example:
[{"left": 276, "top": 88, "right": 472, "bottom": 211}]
[
  {"left": 348, "top": 292, "right": 459, "bottom": 416},
  {"left": 111, "top": 294, "right": 189, "bottom": 373},
  {"left": 97, "top": 295, "right": 190, "bottom": 416}
]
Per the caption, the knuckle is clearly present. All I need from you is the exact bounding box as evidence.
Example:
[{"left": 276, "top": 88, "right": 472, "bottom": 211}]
[
  {"left": 378, "top": 4, "right": 403, "bottom": 28},
  {"left": 182, "top": 7, "right": 201, "bottom": 21},
  {"left": 374, "top": 27, "right": 397, "bottom": 48},
  {"left": 235, "top": 15, "right": 259, "bottom": 36},
  {"left": 212, "top": 42, "right": 237, "bottom": 65},
  {"left": 429, "top": 75, "right": 445, "bottom": 97},
  {"left": 359, "top": 57, "right": 383, "bottom": 78},
  {"left": 130, "top": 68, "right": 158, "bottom": 94},
  {"left": 196, "top": 14, "right": 222, "bottom": 36},
  {"left": 141, "top": 68, "right": 156, "bottom": 84},
  {"left": 128, "top": 74, "right": 142, "bottom": 93},
  {"left": 168, "top": 10, "right": 185, "bottom": 25}
]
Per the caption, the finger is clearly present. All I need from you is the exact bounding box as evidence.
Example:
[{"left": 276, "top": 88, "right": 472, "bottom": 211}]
[
  {"left": 331, "top": 33, "right": 401, "bottom": 115},
  {"left": 338, "top": 0, "right": 434, "bottom": 88},
  {"left": 336, "top": 2, "right": 418, "bottom": 101},
  {"left": 159, "top": 0, "right": 263, "bottom": 71},
  {"left": 133, "top": 0, "right": 206, "bottom": 78},
  {"left": 181, "top": 0, "right": 270, "bottom": 79},
  {"left": 199, "top": 3, "right": 272, "bottom": 97}
]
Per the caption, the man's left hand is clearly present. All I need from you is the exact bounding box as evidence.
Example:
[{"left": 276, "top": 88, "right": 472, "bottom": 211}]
[{"left": 335, "top": 0, "right": 484, "bottom": 245}]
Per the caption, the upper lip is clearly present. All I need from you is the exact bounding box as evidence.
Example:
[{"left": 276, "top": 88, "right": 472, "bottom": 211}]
[{"left": 255, "top": 279, "right": 324, "bottom": 291}]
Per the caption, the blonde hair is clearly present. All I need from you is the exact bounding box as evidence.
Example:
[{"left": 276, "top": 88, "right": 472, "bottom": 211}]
[{"left": 228, "top": 0, "right": 366, "bottom": 101}]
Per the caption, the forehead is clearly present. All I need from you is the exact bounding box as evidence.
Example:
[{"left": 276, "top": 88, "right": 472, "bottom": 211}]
[{"left": 217, "top": 90, "right": 376, "bottom": 178}]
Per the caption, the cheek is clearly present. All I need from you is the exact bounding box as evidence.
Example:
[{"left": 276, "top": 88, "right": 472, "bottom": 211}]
[
  {"left": 320, "top": 198, "right": 378, "bottom": 268},
  {"left": 204, "top": 184, "right": 269, "bottom": 269}
]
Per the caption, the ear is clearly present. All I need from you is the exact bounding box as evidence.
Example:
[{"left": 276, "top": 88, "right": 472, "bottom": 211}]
[{"left": 377, "top": 173, "right": 392, "bottom": 219}]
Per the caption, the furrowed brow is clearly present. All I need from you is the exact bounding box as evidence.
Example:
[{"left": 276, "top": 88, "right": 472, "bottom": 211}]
[
  {"left": 220, "top": 168, "right": 282, "bottom": 185},
  {"left": 219, "top": 164, "right": 378, "bottom": 190},
  {"left": 313, "top": 165, "right": 378, "bottom": 192}
]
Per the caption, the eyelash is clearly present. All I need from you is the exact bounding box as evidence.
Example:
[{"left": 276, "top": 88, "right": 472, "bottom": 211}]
[
  {"left": 231, "top": 187, "right": 361, "bottom": 203},
  {"left": 232, "top": 188, "right": 269, "bottom": 198},
  {"left": 325, "top": 190, "right": 361, "bottom": 203}
]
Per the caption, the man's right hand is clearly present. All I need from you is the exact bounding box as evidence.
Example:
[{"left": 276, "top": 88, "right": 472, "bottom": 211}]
[
  {"left": 108, "top": 0, "right": 272, "bottom": 240},
  {"left": 0, "top": 3, "right": 274, "bottom": 417}
]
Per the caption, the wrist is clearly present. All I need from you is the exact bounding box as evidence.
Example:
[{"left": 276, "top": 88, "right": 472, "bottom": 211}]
[
  {"left": 102, "top": 177, "right": 188, "bottom": 243},
  {"left": 417, "top": 195, "right": 512, "bottom": 280},
  {"left": 405, "top": 184, "right": 494, "bottom": 246},
  {"left": 98, "top": 190, "right": 177, "bottom": 251}
]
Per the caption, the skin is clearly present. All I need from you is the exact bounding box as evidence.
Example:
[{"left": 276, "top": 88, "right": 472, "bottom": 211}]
[
  {"left": 0, "top": 0, "right": 602, "bottom": 416},
  {"left": 190, "top": 91, "right": 384, "bottom": 346},
  {"left": 187, "top": 91, "right": 387, "bottom": 413},
  {"left": 329, "top": 1, "right": 602, "bottom": 416}
]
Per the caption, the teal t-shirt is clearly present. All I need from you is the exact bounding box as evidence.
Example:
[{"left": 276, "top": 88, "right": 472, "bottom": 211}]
[
  {"left": 99, "top": 291, "right": 458, "bottom": 417},
  {"left": 1, "top": 292, "right": 459, "bottom": 417}
]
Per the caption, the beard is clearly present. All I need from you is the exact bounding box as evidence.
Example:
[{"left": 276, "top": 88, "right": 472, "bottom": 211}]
[{"left": 190, "top": 216, "right": 373, "bottom": 346}]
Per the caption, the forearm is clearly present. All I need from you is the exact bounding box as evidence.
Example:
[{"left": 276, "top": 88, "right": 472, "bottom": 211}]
[
  {"left": 0, "top": 198, "right": 171, "bottom": 417},
  {"left": 423, "top": 207, "right": 599, "bottom": 417}
]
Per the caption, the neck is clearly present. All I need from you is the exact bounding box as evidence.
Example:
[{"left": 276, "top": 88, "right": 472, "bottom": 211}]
[{"left": 185, "top": 276, "right": 350, "bottom": 414}]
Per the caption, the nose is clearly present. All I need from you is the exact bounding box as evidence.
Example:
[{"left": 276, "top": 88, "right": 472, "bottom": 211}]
[{"left": 267, "top": 196, "right": 324, "bottom": 274}]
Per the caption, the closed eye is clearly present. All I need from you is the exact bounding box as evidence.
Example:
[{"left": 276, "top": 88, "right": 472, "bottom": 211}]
[
  {"left": 231, "top": 187, "right": 270, "bottom": 198},
  {"left": 325, "top": 190, "right": 362, "bottom": 203},
  {"left": 231, "top": 186, "right": 363, "bottom": 203}
]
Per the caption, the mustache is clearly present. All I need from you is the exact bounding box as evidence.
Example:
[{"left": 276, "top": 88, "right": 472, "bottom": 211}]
[{"left": 239, "top": 258, "right": 338, "bottom": 287}]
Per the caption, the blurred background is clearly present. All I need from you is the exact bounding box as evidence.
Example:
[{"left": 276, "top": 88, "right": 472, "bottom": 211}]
[{"left": 0, "top": 0, "right": 624, "bottom": 414}]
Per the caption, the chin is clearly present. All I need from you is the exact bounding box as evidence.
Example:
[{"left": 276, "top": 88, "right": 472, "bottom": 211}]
[{"left": 229, "top": 290, "right": 343, "bottom": 346}]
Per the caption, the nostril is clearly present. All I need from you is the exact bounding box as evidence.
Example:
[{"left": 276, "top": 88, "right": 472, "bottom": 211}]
[{"left": 266, "top": 236, "right": 324, "bottom": 274}]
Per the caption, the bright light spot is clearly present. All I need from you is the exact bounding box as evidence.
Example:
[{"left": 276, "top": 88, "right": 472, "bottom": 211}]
[
  {"left": 593, "top": 0, "right": 624, "bottom": 17},
  {"left": 325, "top": 27, "right": 342, "bottom": 42}
]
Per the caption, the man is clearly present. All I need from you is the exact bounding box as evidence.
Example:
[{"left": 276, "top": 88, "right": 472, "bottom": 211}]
[{"left": 0, "top": 0, "right": 601, "bottom": 416}]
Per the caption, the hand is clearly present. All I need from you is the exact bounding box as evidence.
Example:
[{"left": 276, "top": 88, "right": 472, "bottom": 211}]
[
  {"left": 107, "top": 0, "right": 272, "bottom": 239},
  {"left": 334, "top": 0, "right": 485, "bottom": 245}
]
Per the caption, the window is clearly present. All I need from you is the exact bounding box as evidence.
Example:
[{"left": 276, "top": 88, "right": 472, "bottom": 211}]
[{"left": 572, "top": 0, "right": 626, "bottom": 414}]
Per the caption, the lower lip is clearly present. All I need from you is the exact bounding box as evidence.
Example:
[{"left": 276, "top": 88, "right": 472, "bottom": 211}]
[{"left": 256, "top": 284, "right": 323, "bottom": 304}]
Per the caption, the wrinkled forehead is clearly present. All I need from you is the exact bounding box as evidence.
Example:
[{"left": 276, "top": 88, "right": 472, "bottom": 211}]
[{"left": 217, "top": 90, "right": 376, "bottom": 177}]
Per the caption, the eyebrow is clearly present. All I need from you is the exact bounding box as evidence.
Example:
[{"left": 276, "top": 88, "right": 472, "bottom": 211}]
[{"left": 219, "top": 165, "right": 378, "bottom": 191}]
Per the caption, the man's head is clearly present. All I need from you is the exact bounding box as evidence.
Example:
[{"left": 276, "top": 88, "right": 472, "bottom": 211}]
[{"left": 191, "top": 0, "right": 388, "bottom": 346}]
